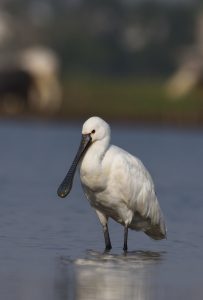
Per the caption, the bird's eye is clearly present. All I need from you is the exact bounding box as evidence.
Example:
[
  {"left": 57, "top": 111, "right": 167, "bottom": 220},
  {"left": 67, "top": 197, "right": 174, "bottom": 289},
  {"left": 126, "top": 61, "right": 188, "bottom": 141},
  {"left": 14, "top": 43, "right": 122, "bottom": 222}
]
[{"left": 91, "top": 129, "right": 96, "bottom": 134}]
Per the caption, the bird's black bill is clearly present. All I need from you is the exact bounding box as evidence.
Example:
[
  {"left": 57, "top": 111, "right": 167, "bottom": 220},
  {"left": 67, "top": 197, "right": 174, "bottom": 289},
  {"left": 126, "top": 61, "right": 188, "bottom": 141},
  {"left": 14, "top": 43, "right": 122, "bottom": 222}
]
[{"left": 57, "top": 134, "right": 91, "bottom": 198}]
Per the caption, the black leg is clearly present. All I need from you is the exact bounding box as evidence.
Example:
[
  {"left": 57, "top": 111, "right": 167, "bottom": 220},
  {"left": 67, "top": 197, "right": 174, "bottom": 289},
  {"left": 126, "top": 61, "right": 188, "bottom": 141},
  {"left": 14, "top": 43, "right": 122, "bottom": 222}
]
[
  {"left": 103, "top": 224, "right": 112, "bottom": 251},
  {"left": 123, "top": 226, "right": 128, "bottom": 252}
]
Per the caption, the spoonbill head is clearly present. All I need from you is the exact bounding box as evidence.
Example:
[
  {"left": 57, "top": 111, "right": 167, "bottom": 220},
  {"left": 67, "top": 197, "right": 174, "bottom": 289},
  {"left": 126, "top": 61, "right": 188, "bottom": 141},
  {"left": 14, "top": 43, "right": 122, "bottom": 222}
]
[{"left": 57, "top": 116, "right": 167, "bottom": 251}]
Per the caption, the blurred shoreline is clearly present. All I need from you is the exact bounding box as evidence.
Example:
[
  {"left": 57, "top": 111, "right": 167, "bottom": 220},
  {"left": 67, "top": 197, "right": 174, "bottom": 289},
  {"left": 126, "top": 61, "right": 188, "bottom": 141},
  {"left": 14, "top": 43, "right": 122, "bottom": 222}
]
[
  {"left": 1, "top": 109, "right": 203, "bottom": 129},
  {"left": 1, "top": 77, "right": 202, "bottom": 128}
]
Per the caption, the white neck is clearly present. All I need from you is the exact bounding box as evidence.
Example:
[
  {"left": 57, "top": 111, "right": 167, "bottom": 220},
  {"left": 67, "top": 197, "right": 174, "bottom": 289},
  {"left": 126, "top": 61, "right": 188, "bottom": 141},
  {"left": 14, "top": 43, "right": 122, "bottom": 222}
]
[{"left": 80, "top": 136, "right": 110, "bottom": 173}]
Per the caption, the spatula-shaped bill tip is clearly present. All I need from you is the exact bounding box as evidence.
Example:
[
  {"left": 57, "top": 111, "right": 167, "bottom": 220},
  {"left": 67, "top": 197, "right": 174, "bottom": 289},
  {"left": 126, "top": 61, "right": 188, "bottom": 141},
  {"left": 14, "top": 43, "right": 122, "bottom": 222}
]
[{"left": 57, "top": 134, "right": 92, "bottom": 198}]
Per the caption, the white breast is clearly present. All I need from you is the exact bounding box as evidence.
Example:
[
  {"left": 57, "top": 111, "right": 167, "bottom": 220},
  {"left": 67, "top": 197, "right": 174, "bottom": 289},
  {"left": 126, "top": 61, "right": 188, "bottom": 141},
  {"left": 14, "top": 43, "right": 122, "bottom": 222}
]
[{"left": 80, "top": 143, "right": 165, "bottom": 235}]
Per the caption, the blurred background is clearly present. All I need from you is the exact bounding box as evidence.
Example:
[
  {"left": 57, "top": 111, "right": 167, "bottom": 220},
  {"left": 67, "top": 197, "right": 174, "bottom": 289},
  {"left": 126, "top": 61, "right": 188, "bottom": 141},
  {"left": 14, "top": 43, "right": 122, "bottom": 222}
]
[
  {"left": 1, "top": 1, "right": 203, "bottom": 299},
  {"left": 0, "top": 0, "right": 203, "bottom": 125}
]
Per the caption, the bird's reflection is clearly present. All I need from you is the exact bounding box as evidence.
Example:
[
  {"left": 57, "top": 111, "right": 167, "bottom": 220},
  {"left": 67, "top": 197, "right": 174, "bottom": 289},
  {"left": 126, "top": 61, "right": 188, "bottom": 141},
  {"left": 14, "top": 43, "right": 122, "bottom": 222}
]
[{"left": 60, "top": 250, "right": 164, "bottom": 300}]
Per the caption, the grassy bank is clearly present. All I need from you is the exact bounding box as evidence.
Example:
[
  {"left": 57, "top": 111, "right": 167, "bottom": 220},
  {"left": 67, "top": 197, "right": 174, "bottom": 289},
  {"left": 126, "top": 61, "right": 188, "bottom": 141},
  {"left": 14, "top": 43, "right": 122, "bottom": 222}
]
[{"left": 60, "top": 77, "right": 203, "bottom": 126}]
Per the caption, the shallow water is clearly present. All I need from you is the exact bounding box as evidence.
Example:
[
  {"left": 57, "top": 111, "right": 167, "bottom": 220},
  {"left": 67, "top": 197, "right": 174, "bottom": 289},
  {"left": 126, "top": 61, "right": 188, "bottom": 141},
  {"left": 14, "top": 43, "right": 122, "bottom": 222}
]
[{"left": 0, "top": 119, "right": 203, "bottom": 300}]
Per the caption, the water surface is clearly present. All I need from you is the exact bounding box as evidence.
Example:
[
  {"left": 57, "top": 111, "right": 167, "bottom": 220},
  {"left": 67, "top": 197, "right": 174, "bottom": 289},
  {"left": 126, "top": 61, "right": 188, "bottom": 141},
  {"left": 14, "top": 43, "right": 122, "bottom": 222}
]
[{"left": 0, "top": 120, "right": 202, "bottom": 299}]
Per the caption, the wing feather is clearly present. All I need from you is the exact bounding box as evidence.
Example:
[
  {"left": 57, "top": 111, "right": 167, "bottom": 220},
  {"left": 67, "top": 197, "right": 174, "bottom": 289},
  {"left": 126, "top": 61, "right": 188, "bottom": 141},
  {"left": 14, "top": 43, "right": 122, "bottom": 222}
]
[{"left": 107, "top": 146, "right": 166, "bottom": 238}]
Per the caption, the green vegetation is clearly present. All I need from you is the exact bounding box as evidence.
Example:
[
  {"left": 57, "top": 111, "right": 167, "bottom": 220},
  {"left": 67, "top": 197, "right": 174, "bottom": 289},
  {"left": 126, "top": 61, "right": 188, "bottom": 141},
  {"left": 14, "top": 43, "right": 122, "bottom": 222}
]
[
  {"left": 61, "top": 77, "right": 203, "bottom": 126},
  {"left": 2, "top": 0, "right": 197, "bottom": 77}
]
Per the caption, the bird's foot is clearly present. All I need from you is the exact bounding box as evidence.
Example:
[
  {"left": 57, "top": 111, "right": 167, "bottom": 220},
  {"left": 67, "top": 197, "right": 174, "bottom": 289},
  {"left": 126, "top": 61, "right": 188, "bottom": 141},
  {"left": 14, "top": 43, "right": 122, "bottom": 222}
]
[
  {"left": 104, "top": 244, "right": 112, "bottom": 252},
  {"left": 123, "top": 245, "right": 128, "bottom": 253}
]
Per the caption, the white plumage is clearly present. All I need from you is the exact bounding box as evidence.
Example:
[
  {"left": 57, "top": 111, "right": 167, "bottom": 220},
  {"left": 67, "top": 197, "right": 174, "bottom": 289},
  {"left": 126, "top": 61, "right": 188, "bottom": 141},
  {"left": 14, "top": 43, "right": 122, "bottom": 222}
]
[{"left": 58, "top": 116, "right": 166, "bottom": 251}]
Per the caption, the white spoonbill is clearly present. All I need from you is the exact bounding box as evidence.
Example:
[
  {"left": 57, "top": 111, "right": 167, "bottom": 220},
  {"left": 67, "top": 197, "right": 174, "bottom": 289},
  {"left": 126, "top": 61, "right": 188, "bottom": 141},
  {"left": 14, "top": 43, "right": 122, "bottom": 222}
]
[{"left": 57, "top": 117, "right": 166, "bottom": 251}]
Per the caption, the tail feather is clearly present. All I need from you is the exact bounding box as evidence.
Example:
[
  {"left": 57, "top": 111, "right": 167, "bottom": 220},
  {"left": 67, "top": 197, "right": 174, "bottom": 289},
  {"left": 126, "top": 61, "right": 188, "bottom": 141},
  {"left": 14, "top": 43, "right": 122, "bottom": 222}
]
[
  {"left": 144, "top": 224, "right": 166, "bottom": 240},
  {"left": 144, "top": 223, "right": 167, "bottom": 240}
]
